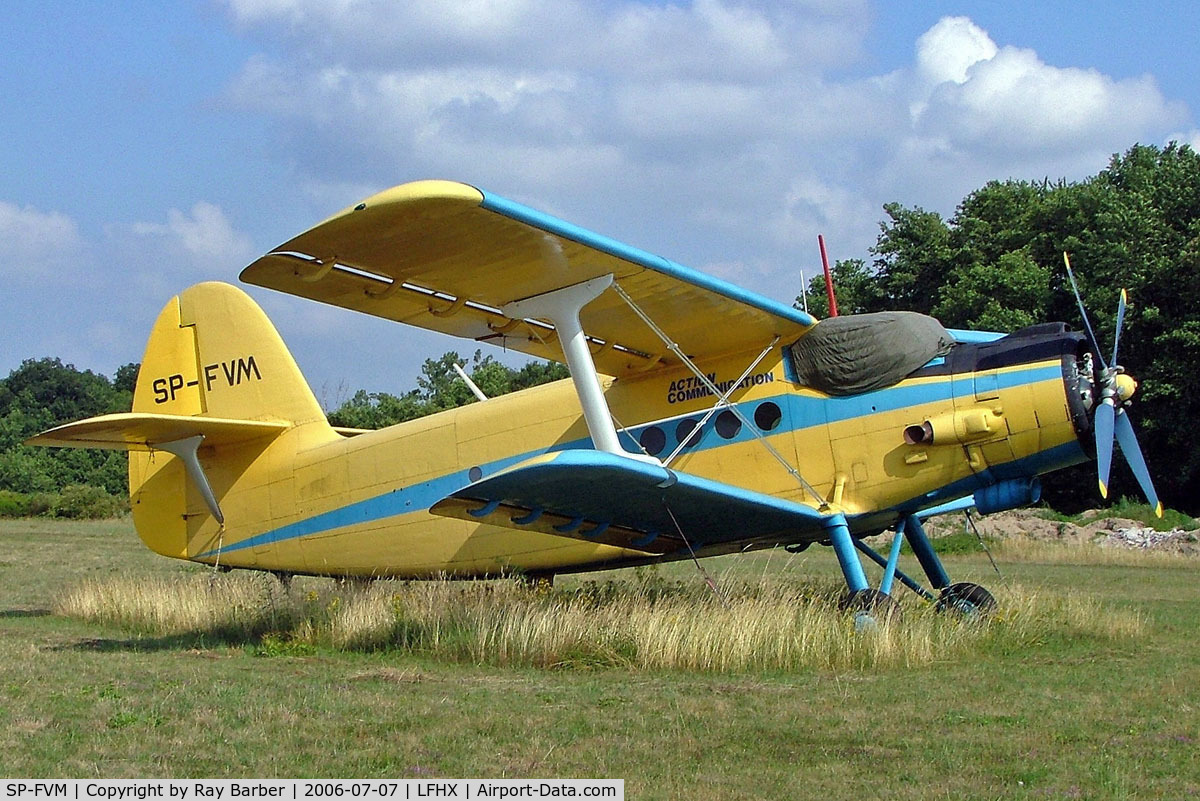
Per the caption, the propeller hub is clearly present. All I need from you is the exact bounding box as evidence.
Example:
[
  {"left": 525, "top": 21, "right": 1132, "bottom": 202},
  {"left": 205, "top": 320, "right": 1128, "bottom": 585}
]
[{"left": 1114, "top": 372, "right": 1138, "bottom": 402}]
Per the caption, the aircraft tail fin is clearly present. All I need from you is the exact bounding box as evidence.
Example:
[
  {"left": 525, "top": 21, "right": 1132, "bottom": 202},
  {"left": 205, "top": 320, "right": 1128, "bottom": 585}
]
[
  {"left": 132, "top": 281, "right": 326, "bottom": 425},
  {"left": 29, "top": 282, "right": 331, "bottom": 560}
]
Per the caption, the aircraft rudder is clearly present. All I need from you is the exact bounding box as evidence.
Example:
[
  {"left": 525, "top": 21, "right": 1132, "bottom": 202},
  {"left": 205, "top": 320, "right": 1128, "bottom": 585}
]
[{"left": 135, "top": 281, "right": 325, "bottom": 425}]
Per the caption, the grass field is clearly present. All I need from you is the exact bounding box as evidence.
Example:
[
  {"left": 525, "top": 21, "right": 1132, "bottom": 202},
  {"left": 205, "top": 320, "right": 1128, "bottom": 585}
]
[{"left": 1, "top": 518, "right": 1197, "bottom": 798}]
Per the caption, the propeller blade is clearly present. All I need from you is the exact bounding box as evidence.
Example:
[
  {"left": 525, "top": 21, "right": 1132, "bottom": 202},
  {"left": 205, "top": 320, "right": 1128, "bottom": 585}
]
[
  {"left": 1112, "top": 288, "right": 1127, "bottom": 367},
  {"left": 1113, "top": 409, "right": 1163, "bottom": 518},
  {"left": 1063, "top": 252, "right": 1108, "bottom": 370},
  {"left": 1094, "top": 399, "right": 1115, "bottom": 498}
]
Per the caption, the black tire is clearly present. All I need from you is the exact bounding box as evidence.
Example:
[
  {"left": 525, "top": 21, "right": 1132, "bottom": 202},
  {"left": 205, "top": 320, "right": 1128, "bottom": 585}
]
[
  {"left": 936, "top": 582, "right": 996, "bottom": 616},
  {"left": 840, "top": 588, "right": 901, "bottom": 623}
]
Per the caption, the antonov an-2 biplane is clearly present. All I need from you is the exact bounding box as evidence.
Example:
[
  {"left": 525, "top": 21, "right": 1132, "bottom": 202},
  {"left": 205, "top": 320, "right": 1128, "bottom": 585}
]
[{"left": 30, "top": 180, "right": 1161, "bottom": 621}]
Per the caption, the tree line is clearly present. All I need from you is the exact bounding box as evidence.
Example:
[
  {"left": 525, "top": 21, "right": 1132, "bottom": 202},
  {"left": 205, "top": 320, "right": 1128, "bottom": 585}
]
[
  {"left": 801, "top": 143, "right": 1199, "bottom": 511},
  {"left": 2, "top": 142, "right": 1197, "bottom": 515}
]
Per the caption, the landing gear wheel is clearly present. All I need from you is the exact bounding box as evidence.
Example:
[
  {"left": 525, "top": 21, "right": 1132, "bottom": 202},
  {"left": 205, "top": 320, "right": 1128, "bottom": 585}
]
[
  {"left": 840, "top": 589, "right": 900, "bottom": 630},
  {"left": 936, "top": 582, "right": 996, "bottom": 618}
]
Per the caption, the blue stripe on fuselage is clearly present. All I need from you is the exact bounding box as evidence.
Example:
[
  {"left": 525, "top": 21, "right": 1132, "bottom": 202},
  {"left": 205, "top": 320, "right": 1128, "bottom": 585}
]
[{"left": 200, "top": 362, "right": 1066, "bottom": 557}]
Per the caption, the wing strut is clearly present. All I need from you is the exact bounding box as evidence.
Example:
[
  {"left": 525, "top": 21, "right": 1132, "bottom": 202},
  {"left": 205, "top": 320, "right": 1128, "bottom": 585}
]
[
  {"left": 157, "top": 435, "right": 225, "bottom": 526},
  {"left": 661, "top": 335, "right": 779, "bottom": 466},
  {"left": 503, "top": 275, "right": 656, "bottom": 463},
  {"left": 610, "top": 281, "right": 826, "bottom": 506}
]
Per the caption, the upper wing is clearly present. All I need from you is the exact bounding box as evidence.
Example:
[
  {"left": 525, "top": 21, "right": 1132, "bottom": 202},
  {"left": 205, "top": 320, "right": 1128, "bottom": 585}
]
[{"left": 240, "top": 180, "right": 814, "bottom": 376}]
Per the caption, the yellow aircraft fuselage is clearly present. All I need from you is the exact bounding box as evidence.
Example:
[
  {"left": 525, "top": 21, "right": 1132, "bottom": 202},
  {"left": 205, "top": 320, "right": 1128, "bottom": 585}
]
[{"left": 119, "top": 283, "right": 1089, "bottom": 579}]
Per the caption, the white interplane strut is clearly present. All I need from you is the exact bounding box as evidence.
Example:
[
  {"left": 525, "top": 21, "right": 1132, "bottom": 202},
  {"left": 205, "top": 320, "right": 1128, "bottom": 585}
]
[{"left": 503, "top": 275, "right": 657, "bottom": 463}]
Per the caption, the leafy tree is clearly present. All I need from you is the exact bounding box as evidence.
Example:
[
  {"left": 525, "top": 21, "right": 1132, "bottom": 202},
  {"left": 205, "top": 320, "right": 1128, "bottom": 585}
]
[
  {"left": 0, "top": 358, "right": 134, "bottom": 504},
  {"left": 0, "top": 357, "right": 126, "bottom": 422},
  {"left": 415, "top": 352, "right": 488, "bottom": 412},
  {"left": 327, "top": 389, "right": 425, "bottom": 430},
  {"left": 327, "top": 351, "right": 568, "bottom": 430},
  {"left": 933, "top": 250, "right": 1050, "bottom": 331},
  {"left": 870, "top": 203, "right": 954, "bottom": 314},
  {"left": 507, "top": 359, "right": 570, "bottom": 392},
  {"left": 113, "top": 362, "right": 140, "bottom": 395},
  {"left": 797, "top": 259, "right": 883, "bottom": 318}
]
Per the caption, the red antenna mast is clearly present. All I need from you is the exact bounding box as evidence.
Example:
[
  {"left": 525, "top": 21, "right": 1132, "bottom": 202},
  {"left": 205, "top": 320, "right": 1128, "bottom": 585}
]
[{"left": 818, "top": 234, "right": 838, "bottom": 317}]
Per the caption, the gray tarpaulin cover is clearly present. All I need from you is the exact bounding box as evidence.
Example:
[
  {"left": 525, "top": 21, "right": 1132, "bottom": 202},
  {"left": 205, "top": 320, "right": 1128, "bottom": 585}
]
[{"left": 788, "top": 311, "right": 956, "bottom": 396}]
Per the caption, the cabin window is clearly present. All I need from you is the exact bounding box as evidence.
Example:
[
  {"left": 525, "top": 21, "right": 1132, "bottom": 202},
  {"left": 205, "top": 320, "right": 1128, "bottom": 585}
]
[
  {"left": 639, "top": 426, "right": 666, "bottom": 456},
  {"left": 715, "top": 410, "right": 741, "bottom": 439},
  {"left": 754, "top": 402, "right": 782, "bottom": 432},
  {"left": 675, "top": 418, "right": 702, "bottom": 449}
]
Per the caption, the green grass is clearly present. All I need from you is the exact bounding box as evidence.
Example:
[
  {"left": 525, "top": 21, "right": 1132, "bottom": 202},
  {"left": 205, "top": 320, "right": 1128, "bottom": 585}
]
[
  {"left": 2, "top": 518, "right": 1199, "bottom": 798},
  {"left": 899, "top": 528, "right": 994, "bottom": 555}
]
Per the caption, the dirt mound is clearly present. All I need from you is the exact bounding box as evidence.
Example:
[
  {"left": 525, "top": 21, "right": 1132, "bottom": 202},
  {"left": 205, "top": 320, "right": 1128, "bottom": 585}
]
[{"left": 926, "top": 509, "right": 1200, "bottom": 556}]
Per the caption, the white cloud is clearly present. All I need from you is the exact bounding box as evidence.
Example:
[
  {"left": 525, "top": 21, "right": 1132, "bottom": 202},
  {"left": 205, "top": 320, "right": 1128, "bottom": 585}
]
[
  {"left": 130, "top": 202, "right": 257, "bottom": 272},
  {"left": 605, "top": 0, "right": 789, "bottom": 79},
  {"left": 1169, "top": 129, "right": 1200, "bottom": 152},
  {"left": 0, "top": 202, "right": 87, "bottom": 281},
  {"left": 212, "top": 3, "right": 1193, "bottom": 329},
  {"left": 909, "top": 17, "right": 1186, "bottom": 161},
  {"left": 224, "top": 0, "right": 869, "bottom": 77},
  {"left": 1, "top": 200, "right": 259, "bottom": 379},
  {"left": 915, "top": 16, "right": 997, "bottom": 86}
]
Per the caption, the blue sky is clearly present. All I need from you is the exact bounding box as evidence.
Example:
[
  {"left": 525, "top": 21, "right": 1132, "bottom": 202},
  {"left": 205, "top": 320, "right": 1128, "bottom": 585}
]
[{"left": 3, "top": 0, "right": 1197, "bottom": 405}]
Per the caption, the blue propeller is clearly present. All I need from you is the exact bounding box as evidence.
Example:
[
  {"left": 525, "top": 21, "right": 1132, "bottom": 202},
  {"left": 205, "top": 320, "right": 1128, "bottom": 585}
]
[{"left": 1062, "top": 254, "right": 1162, "bottom": 517}]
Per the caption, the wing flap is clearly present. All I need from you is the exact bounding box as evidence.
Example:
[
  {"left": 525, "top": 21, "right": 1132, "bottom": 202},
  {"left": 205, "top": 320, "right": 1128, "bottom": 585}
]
[
  {"left": 27, "top": 413, "right": 288, "bottom": 451},
  {"left": 430, "top": 450, "right": 828, "bottom": 554},
  {"left": 241, "top": 180, "right": 814, "bottom": 376}
]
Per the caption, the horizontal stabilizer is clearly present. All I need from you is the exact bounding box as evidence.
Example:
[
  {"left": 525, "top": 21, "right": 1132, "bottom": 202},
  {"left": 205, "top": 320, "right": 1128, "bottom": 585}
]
[
  {"left": 431, "top": 450, "right": 828, "bottom": 555},
  {"left": 27, "top": 413, "right": 288, "bottom": 451}
]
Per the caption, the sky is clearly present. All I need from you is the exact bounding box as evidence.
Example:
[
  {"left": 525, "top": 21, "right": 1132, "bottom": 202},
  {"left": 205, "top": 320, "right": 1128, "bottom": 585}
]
[{"left": 2, "top": 0, "right": 1197, "bottom": 407}]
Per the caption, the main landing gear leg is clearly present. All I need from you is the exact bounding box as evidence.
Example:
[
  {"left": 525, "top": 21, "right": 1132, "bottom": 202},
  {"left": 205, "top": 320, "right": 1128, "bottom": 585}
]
[
  {"left": 823, "top": 513, "right": 898, "bottom": 630},
  {"left": 903, "top": 514, "right": 996, "bottom": 617},
  {"left": 822, "top": 512, "right": 996, "bottom": 626}
]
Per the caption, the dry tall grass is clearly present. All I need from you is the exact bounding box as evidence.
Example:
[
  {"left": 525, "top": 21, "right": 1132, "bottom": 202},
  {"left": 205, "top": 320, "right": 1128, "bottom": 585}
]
[
  {"left": 56, "top": 572, "right": 300, "bottom": 638},
  {"left": 54, "top": 569, "right": 1144, "bottom": 673},
  {"left": 989, "top": 539, "right": 1197, "bottom": 567}
]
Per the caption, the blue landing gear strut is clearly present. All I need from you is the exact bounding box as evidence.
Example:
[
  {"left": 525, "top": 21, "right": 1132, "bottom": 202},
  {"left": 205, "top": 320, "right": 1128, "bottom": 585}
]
[
  {"left": 822, "top": 513, "right": 899, "bottom": 629},
  {"left": 822, "top": 512, "right": 995, "bottom": 623}
]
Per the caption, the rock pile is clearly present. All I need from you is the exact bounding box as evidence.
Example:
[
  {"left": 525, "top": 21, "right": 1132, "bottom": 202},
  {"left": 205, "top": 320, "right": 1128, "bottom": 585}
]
[{"left": 1099, "top": 526, "right": 1197, "bottom": 551}]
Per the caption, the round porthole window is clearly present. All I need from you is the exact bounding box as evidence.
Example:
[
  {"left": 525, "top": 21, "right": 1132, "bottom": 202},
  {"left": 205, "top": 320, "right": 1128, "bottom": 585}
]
[
  {"left": 754, "top": 401, "right": 782, "bottom": 431},
  {"left": 715, "top": 409, "right": 742, "bottom": 439},
  {"left": 639, "top": 426, "right": 666, "bottom": 456},
  {"left": 468, "top": 466, "right": 483, "bottom": 482},
  {"left": 675, "top": 418, "right": 702, "bottom": 449}
]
